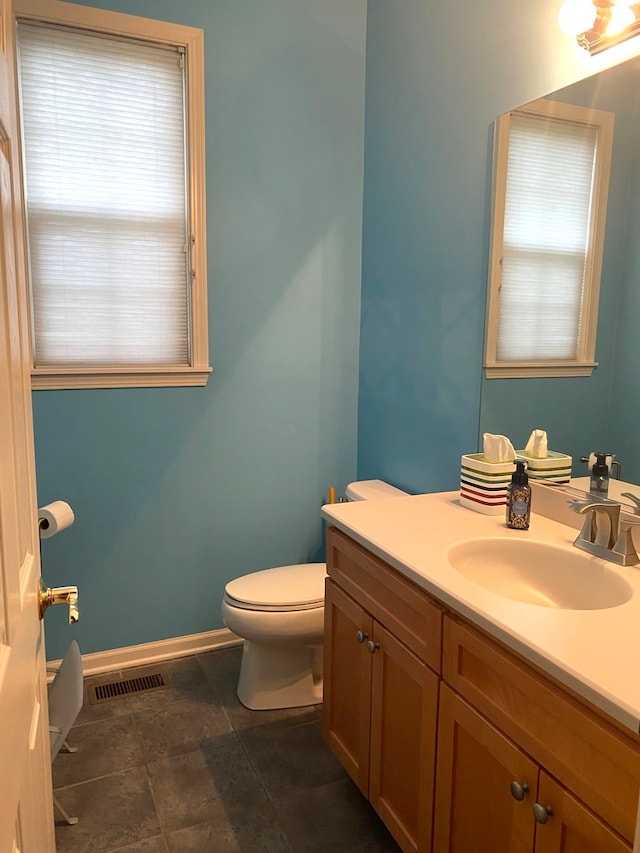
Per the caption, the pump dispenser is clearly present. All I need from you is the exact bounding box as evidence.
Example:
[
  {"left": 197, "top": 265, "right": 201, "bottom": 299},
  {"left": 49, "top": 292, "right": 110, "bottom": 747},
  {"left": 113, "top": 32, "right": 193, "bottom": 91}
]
[
  {"left": 506, "top": 460, "right": 531, "bottom": 529},
  {"left": 589, "top": 453, "right": 610, "bottom": 497}
]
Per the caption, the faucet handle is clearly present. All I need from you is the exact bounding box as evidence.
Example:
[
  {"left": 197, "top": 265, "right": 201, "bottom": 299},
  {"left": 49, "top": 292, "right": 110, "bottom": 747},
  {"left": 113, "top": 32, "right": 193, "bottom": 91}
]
[
  {"left": 612, "top": 522, "right": 640, "bottom": 566},
  {"left": 621, "top": 492, "right": 640, "bottom": 512}
]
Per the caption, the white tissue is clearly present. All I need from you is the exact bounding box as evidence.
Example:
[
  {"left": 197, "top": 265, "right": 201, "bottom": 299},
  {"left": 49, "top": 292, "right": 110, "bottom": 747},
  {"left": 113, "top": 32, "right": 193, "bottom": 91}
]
[
  {"left": 524, "top": 429, "right": 548, "bottom": 459},
  {"left": 482, "top": 433, "right": 516, "bottom": 463}
]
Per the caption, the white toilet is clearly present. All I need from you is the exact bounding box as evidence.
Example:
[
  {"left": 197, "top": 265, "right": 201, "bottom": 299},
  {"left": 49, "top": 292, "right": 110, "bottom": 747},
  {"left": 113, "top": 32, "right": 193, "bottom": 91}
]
[{"left": 221, "top": 479, "right": 408, "bottom": 710}]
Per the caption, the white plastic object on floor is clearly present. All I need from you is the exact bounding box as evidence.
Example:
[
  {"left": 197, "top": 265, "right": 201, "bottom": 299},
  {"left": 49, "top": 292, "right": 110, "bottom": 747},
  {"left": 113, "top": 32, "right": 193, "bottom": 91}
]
[{"left": 48, "top": 639, "right": 83, "bottom": 825}]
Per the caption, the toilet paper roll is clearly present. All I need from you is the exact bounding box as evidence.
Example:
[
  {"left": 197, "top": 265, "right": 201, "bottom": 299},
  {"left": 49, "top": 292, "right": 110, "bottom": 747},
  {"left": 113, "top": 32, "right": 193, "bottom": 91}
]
[{"left": 38, "top": 501, "right": 75, "bottom": 539}]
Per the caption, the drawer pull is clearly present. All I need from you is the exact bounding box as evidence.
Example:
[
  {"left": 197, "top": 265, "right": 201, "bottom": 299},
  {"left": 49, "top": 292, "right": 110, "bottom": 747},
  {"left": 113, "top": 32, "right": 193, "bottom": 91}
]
[
  {"left": 533, "top": 803, "right": 553, "bottom": 824},
  {"left": 509, "top": 781, "right": 529, "bottom": 801},
  {"left": 366, "top": 640, "right": 380, "bottom": 654},
  {"left": 355, "top": 630, "right": 368, "bottom": 644}
]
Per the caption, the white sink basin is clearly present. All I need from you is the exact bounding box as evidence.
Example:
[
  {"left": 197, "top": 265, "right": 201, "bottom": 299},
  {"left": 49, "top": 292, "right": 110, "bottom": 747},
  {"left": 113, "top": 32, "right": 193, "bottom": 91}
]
[{"left": 448, "top": 538, "right": 633, "bottom": 610}]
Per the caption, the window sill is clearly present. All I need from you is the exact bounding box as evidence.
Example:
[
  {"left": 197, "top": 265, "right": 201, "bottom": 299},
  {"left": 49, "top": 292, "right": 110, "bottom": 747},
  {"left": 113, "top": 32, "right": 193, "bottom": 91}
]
[
  {"left": 484, "top": 362, "right": 597, "bottom": 379},
  {"left": 31, "top": 365, "right": 213, "bottom": 390}
]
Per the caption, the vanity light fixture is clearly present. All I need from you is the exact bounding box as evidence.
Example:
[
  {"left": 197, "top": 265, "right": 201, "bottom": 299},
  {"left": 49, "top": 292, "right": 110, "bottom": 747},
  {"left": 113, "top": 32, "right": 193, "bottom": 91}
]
[{"left": 558, "top": 0, "right": 640, "bottom": 54}]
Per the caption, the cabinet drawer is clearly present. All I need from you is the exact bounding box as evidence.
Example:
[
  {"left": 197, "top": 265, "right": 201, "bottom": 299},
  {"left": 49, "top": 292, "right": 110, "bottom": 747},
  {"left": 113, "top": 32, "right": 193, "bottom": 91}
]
[
  {"left": 443, "top": 616, "right": 640, "bottom": 842},
  {"left": 326, "top": 527, "right": 442, "bottom": 673}
]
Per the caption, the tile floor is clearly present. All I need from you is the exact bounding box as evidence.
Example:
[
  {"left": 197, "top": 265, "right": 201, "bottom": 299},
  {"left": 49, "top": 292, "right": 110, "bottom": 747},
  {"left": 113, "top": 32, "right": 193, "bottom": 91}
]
[{"left": 53, "top": 645, "right": 401, "bottom": 853}]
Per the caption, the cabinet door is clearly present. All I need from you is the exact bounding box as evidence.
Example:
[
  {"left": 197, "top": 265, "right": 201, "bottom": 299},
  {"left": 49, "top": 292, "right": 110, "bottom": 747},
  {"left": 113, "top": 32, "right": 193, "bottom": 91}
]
[
  {"left": 322, "top": 578, "right": 373, "bottom": 795},
  {"left": 434, "top": 685, "right": 537, "bottom": 853},
  {"left": 369, "top": 622, "right": 439, "bottom": 853},
  {"left": 533, "top": 772, "right": 631, "bottom": 853}
]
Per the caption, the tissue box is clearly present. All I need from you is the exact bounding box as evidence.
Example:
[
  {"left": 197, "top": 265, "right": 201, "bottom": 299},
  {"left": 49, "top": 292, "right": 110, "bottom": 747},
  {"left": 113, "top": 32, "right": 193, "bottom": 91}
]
[
  {"left": 515, "top": 450, "right": 572, "bottom": 484},
  {"left": 460, "top": 453, "right": 516, "bottom": 515}
]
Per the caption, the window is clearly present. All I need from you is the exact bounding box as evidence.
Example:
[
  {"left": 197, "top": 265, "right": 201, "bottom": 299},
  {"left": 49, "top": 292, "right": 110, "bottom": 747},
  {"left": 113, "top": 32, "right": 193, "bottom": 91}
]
[
  {"left": 14, "top": 0, "right": 210, "bottom": 389},
  {"left": 484, "top": 98, "right": 614, "bottom": 378}
]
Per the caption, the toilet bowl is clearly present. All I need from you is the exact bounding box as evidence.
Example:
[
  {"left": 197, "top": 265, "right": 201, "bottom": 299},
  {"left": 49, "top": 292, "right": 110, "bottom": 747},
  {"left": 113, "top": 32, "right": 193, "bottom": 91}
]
[{"left": 222, "top": 479, "right": 408, "bottom": 710}]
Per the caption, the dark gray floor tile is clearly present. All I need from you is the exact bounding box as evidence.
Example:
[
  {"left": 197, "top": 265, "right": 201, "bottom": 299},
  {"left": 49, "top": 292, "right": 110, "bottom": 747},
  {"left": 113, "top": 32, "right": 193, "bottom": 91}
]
[
  {"left": 124, "top": 656, "right": 217, "bottom": 713},
  {"left": 238, "top": 718, "right": 347, "bottom": 799},
  {"left": 274, "top": 777, "right": 401, "bottom": 852},
  {"left": 106, "top": 836, "right": 169, "bottom": 853},
  {"left": 53, "top": 714, "right": 144, "bottom": 787},
  {"left": 147, "top": 731, "right": 269, "bottom": 832},
  {"left": 196, "top": 645, "right": 243, "bottom": 687},
  {"left": 54, "top": 767, "right": 161, "bottom": 853},
  {"left": 165, "top": 802, "right": 293, "bottom": 853},
  {"left": 198, "top": 646, "right": 320, "bottom": 733},
  {"left": 132, "top": 694, "right": 232, "bottom": 761}
]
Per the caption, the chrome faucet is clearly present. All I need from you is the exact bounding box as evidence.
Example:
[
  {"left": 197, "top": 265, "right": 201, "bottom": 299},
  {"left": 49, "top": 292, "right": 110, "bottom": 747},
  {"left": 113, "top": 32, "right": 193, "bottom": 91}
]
[{"left": 569, "top": 496, "right": 640, "bottom": 567}]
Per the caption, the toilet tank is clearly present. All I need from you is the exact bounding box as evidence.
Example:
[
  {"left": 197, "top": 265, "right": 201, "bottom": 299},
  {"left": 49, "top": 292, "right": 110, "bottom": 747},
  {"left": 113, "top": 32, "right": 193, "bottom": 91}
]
[{"left": 345, "top": 479, "right": 408, "bottom": 501}]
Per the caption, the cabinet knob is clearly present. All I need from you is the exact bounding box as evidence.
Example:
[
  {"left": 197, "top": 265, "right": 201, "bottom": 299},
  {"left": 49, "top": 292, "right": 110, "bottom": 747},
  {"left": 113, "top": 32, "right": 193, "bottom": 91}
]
[
  {"left": 366, "top": 640, "right": 380, "bottom": 654},
  {"left": 355, "top": 630, "right": 368, "bottom": 644},
  {"left": 533, "top": 803, "right": 553, "bottom": 824},
  {"left": 509, "top": 781, "right": 529, "bottom": 801}
]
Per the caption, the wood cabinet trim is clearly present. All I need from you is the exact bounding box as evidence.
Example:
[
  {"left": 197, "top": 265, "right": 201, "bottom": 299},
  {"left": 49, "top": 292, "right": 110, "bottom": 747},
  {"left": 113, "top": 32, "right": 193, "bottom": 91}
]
[
  {"left": 535, "top": 772, "right": 631, "bottom": 852},
  {"left": 443, "top": 616, "right": 640, "bottom": 842},
  {"left": 322, "top": 579, "right": 372, "bottom": 794},
  {"left": 434, "top": 684, "right": 537, "bottom": 853},
  {"left": 326, "top": 526, "right": 443, "bottom": 672},
  {"left": 369, "top": 622, "right": 439, "bottom": 853}
]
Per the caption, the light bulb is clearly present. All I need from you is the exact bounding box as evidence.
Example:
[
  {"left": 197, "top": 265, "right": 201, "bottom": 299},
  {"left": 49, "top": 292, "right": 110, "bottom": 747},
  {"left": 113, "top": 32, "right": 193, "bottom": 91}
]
[
  {"left": 558, "top": 0, "right": 598, "bottom": 35},
  {"left": 606, "top": 3, "right": 635, "bottom": 33}
]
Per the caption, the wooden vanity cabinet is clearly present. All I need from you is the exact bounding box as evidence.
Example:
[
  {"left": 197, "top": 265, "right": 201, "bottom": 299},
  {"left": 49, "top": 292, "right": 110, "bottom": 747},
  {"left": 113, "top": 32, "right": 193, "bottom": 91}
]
[
  {"left": 323, "top": 528, "right": 442, "bottom": 853},
  {"left": 323, "top": 528, "right": 640, "bottom": 853},
  {"left": 442, "top": 617, "right": 640, "bottom": 849},
  {"left": 434, "top": 685, "right": 630, "bottom": 853}
]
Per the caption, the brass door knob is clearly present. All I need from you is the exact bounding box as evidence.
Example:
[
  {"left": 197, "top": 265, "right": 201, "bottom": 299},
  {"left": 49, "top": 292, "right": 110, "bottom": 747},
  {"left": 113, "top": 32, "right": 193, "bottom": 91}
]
[{"left": 39, "top": 580, "right": 79, "bottom": 624}]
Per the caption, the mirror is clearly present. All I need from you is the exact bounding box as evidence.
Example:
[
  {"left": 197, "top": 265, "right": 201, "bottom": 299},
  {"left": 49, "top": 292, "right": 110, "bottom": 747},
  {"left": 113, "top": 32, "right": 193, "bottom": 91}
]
[{"left": 479, "top": 54, "right": 640, "bottom": 499}]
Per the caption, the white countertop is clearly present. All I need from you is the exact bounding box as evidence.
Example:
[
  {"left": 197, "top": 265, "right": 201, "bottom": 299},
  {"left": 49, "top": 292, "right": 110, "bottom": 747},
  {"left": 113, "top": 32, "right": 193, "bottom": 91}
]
[{"left": 322, "top": 491, "right": 640, "bottom": 734}]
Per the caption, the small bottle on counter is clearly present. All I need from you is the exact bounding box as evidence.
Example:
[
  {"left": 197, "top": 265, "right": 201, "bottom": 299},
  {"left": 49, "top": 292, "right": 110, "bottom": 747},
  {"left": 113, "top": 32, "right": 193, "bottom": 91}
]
[
  {"left": 589, "top": 453, "right": 610, "bottom": 497},
  {"left": 506, "top": 460, "right": 531, "bottom": 530}
]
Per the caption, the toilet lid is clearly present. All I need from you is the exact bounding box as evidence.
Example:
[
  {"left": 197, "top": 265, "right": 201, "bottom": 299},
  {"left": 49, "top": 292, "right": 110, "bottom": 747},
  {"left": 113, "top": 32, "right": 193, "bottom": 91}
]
[{"left": 224, "top": 562, "right": 327, "bottom": 611}]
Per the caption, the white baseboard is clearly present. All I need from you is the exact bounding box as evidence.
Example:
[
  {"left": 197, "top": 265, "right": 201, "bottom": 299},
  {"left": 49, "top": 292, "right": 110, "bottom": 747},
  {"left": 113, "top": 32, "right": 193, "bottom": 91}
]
[{"left": 47, "top": 628, "right": 242, "bottom": 679}]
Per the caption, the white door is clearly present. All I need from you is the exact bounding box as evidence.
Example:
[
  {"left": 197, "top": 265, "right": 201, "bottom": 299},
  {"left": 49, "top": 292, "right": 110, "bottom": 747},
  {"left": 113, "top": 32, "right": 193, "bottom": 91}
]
[{"left": 0, "top": 0, "right": 56, "bottom": 848}]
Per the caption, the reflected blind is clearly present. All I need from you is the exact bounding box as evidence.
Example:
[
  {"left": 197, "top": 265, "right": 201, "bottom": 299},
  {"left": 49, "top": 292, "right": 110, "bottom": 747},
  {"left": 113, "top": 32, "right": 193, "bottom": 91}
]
[
  {"left": 497, "top": 114, "right": 597, "bottom": 361},
  {"left": 17, "top": 21, "right": 190, "bottom": 367}
]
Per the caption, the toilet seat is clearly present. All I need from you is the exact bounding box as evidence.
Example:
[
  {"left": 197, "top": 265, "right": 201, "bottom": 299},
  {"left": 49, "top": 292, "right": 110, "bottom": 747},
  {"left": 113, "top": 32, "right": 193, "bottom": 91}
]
[{"left": 224, "top": 562, "right": 326, "bottom": 612}]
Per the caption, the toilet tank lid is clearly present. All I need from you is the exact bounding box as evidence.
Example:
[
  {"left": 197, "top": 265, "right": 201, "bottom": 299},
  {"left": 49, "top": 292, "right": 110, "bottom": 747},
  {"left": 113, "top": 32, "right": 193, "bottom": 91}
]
[
  {"left": 345, "top": 479, "right": 408, "bottom": 501},
  {"left": 225, "top": 563, "right": 327, "bottom": 608}
]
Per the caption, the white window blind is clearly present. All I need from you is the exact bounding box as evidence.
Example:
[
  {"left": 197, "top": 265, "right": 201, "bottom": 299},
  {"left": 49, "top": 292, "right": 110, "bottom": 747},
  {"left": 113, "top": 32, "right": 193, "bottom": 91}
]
[
  {"left": 17, "top": 21, "right": 190, "bottom": 367},
  {"left": 485, "top": 98, "right": 614, "bottom": 378},
  {"left": 497, "top": 113, "right": 597, "bottom": 362}
]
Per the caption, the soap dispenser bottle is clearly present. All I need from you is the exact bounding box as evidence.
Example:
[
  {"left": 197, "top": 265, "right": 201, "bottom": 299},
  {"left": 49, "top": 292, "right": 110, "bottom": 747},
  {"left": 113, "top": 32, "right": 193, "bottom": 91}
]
[
  {"left": 506, "top": 460, "right": 531, "bottom": 530},
  {"left": 589, "top": 453, "right": 610, "bottom": 497}
]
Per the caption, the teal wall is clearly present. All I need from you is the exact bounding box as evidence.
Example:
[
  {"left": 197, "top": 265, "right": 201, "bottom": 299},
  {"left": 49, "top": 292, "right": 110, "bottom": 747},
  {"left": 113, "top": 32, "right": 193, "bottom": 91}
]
[
  {"left": 358, "top": 0, "right": 639, "bottom": 493},
  {"left": 38, "top": 0, "right": 640, "bottom": 659},
  {"left": 608, "top": 65, "right": 640, "bottom": 481},
  {"left": 36, "top": 0, "right": 366, "bottom": 660}
]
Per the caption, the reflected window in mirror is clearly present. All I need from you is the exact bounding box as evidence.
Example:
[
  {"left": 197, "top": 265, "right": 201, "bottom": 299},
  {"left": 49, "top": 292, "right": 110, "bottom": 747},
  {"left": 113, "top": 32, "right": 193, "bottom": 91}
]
[{"left": 484, "top": 99, "right": 614, "bottom": 378}]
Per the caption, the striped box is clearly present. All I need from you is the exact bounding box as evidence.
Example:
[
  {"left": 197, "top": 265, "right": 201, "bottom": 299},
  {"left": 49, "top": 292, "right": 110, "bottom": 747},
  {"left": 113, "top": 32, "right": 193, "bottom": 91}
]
[
  {"left": 460, "top": 453, "right": 516, "bottom": 515},
  {"left": 515, "top": 450, "right": 572, "bottom": 485}
]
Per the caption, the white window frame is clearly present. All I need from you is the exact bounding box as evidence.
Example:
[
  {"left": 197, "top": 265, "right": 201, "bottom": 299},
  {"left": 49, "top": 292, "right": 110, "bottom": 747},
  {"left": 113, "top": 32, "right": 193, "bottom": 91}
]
[
  {"left": 13, "top": 0, "right": 211, "bottom": 389},
  {"left": 484, "top": 98, "right": 614, "bottom": 379}
]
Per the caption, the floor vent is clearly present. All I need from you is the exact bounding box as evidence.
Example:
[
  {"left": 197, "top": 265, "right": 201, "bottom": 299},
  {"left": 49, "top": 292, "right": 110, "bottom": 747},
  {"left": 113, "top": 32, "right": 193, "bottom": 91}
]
[{"left": 88, "top": 669, "right": 171, "bottom": 704}]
